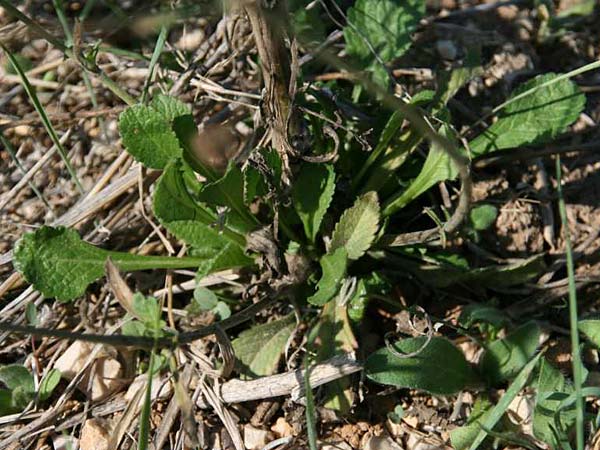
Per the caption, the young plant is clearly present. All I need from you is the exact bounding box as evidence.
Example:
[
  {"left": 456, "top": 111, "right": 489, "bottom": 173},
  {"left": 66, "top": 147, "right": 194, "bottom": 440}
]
[{"left": 5, "top": 0, "right": 599, "bottom": 447}]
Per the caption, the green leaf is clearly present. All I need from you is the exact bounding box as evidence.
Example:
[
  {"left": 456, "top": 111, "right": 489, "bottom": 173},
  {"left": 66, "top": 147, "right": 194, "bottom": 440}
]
[
  {"left": 330, "top": 192, "right": 380, "bottom": 260},
  {"left": 38, "top": 369, "right": 61, "bottom": 401},
  {"left": 578, "top": 318, "right": 600, "bottom": 348},
  {"left": 153, "top": 161, "right": 253, "bottom": 278},
  {"left": 119, "top": 96, "right": 190, "bottom": 169},
  {"left": 0, "top": 365, "right": 34, "bottom": 393},
  {"left": 13, "top": 226, "right": 209, "bottom": 301},
  {"left": 383, "top": 124, "right": 458, "bottom": 216},
  {"left": 232, "top": 314, "right": 295, "bottom": 378},
  {"left": 150, "top": 94, "right": 191, "bottom": 123},
  {"left": 122, "top": 321, "right": 146, "bottom": 337},
  {"left": 307, "top": 248, "right": 348, "bottom": 306},
  {"left": 192, "top": 286, "right": 219, "bottom": 311},
  {"left": 348, "top": 272, "right": 391, "bottom": 322},
  {"left": 198, "top": 164, "right": 255, "bottom": 230},
  {"left": 0, "top": 390, "right": 15, "bottom": 415},
  {"left": 480, "top": 321, "right": 541, "bottom": 385},
  {"left": 290, "top": 0, "right": 326, "bottom": 44},
  {"left": 26, "top": 303, "right": 37, "bottom": 326},
  {"left": 469, "top": 204, "right": 498, "bottom": 231},
  {"left": 309, "top": 302, "right": 358, "bottom": 412},
  {"left": 469, "top": 74, "right": 585, "bottom": 157},
  {"left": 194, "top": 242, "right": 253, "bottom": 280},
  {"left": 458, "top": 304, "right": 508, "bottom": 330},
  {"left": 532, "top": 358, "right": 575, "bottom": 449},
  {"left": 344, "top": 0, "right": 425, "bottom": 64},
  {"left": 394, "top": 253, "right": 545, "bottom": 289},
  {"left": 365, "top": 336, "right": 475, "bottom": 395},
  {"left": 467, "top": 353, "right": 542, "bottom": 450},
  {"left": 434, "top": 54, "right": 483, "bottom": 110},
  {"left": 292, "top": 164, "right": 336, "bottom": 242},
  {"left": 450, "top": 397, "right": 493, "bottom": 450},
  {"left": 12, "top": 385, "right": 33, "bottom": 410},
  {"left": 213, "top": 301, "right": 231, "bottom": 320},
  {"left": 132, "top": 293, "right": 162, "bottom": 327}
]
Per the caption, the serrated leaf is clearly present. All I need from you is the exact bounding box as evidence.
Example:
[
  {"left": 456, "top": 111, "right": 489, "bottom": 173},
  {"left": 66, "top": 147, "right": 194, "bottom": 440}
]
[
  {"left": 344, "top": 0, "right": 425, "bottom": 65},
  {"left": 119, "top": 103, "right": 183, "bottom": 169},
  {"left": 330, "top": 192, "right": 380, "bottom": 260},
  {"left": 480, "top": 321, "right": 541, "bottom": 385},
  {"left": 13, "top": 226, "right": 209, "bottom": 301},
  {"left": 469, "top": 74, "right": 585, "bottom": 157},
  {"left": 292, "top": 164, "right": 335, "bottom": 242},
  {"left": 532, "top": 358, "right": 575, "bottom": 449},
  {"left": 150, "top": 94, "right": 191, "bottom": 122},
  {"left": 383, "top": 124, "right": 458, "bottom": 216},
  {"left": 232, "top": 314, "right": 295, "bottom": 378},
  {"left": 307, "top": 248, "right": 348, "bottom": 306},
  {"left": 578, "top": 318, "right": 600, "bottom": 348},
  {"left": 365, "top": 336, "right": 475, "bottom": 395}
]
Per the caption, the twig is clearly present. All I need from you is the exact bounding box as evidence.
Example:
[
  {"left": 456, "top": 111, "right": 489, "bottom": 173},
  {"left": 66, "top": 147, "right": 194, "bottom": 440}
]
[
  {"left": 243, "top": 0, "right": 296, "bottom": 178},
  {"left": 208, "top": 354, "right": 362, "bottom": 404}
]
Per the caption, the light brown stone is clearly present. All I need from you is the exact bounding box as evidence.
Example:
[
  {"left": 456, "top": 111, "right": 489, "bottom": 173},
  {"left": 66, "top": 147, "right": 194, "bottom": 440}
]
[{"left": 79, "top": 419, "right": 110, "bottom": 450}]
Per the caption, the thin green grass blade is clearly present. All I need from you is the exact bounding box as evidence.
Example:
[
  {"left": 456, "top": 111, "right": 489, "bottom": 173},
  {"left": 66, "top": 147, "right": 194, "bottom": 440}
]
[
  {"left": 79, "top": 0, "right": 99, "bottom": 21},
  {"left": 556, "top": 155, "right": 585, "bottom": 450},
  {"left": 1, "top": 44, "right": 84, "bottom": 194},
  {"left": 138, "top": 350, "right": 156, "bottom": 450},
  {"left": 468, "top": 353, "right": 541, "bottom": 450},
  {"left": 141, "top": 26, "right": 169, "bottom": 104},
  {"left": 52, "top": 0, "right": 73, "bottom": 47},
  {"left": 305, "top": 361, "right": 319, "bottom": 450}
]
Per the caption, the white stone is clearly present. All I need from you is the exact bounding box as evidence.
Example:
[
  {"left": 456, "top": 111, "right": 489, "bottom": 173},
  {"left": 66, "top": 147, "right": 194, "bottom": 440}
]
[
  {"left": 79, "top": 419, "right": 110, "bottom": 450},
  {"left": 364, "top": 435, "right": 404, "bottom": 450},
  {"left": 243, "top": 424, "right": 269, "bottom": 450},
  {"left": 54, "top": 341, "right": 123, "bottom": 401}
]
